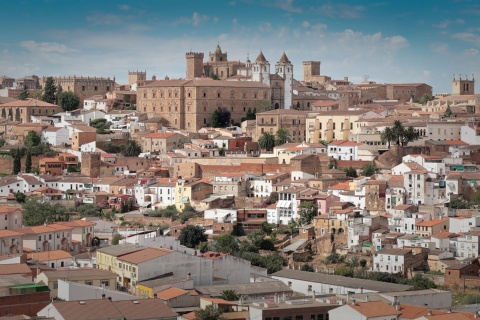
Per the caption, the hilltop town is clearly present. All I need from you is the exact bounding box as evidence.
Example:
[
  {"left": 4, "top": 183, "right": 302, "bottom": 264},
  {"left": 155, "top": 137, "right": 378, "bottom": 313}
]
[{"left": 0, "top": 45, "right": 479, "bottom": 319}]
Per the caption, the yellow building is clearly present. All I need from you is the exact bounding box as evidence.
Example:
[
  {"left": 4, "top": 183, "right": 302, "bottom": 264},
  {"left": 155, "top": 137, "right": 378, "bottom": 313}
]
[
  {"left": 175, "top": 178, "right": 213, "bottom": 210},
  {"left": 306, "top": 109, "right": 367, "bottom": 143},
  {"left": 96, "top": 244, "right": 144, "bottom": 278}
]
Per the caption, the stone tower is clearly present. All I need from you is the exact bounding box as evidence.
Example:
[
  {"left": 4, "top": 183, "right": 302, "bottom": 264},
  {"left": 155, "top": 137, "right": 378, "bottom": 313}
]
[
  {"left": 128, "top": 71, "right": 146, "bottom": 85},
  {"left": 208, "top": 44, "right": 228, "bottom": 62},
  {"left": 303, "top": 61, "right": 321, "bottom": 82},
  {"left": 186, "top": 52, "right": 204, "bottom": 79},
  {"left": 452, "top": 74, "right": 475, "bottom": 95},
  {"left": 81, "top": 152, "right": 101, "bottom": 178},
  {"left": 252, "top": 51, "right": 270, "bottom": 86},
  {"left": 276, "top": 52, "right": 293, "bottom": 109}
]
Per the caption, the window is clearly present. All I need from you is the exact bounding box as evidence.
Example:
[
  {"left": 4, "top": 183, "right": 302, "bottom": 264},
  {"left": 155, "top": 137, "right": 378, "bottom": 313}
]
[
  {"left": 82, "top": 86, "right": 85, "bottom": 91},
  {"left": 101, "top": 280, "right": 110, "bottom": 287},
  {"left": 85, "top": 281, "right": 93, "bottom": 286},
  {"left": 308, "top": 285, "right": 312, "bottom": 291},
  {"left": 53, "top": 281, "right": 58, "bottom": 289},
  {"left": 288, "top": 281, "right": 292, "bottom": 287}
]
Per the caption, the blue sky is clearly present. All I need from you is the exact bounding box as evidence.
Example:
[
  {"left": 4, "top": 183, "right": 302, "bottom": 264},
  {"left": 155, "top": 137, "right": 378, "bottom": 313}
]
[{"left": 1, "top": 0, "right": 479, "bottom": 94}]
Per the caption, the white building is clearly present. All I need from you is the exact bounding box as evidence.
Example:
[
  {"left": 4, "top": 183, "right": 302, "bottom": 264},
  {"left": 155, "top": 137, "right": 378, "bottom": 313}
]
[
  {"left": 204, "top": 209, "right": 237, "bottom": 223},
  {"left": 449, "top": 216, "right": 480, "bottom": 234},
  {"left": 41, "top": 126, "right": 70, "bottom": 146},
  {"left": 327, "top": 140, "right": 361, "bottom": 161}
]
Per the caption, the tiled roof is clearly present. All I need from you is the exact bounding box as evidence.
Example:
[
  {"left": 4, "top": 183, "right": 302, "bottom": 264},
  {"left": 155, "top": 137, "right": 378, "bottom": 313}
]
[
  {"left": 0, "top": 263, "right": 31, "bottom": 275},
  {"left": 0, "top": 229, "right": 22, "bottom": 237},
  {"left": 155, "top": 287, "right": 189, "bottom": 300},
  {"left": 57, "top": 220, "right": 96, "bottom": 227},
  {"left": 27, "top": 250, "right": 72, "bottom": 262},
  {"left": 0, "top": 98, "right": 59, "bottom": 107},
  {"left": 146, "top": 132, "right": 176, "bottom": 139},
  {"left": 113, "top": 299, "right": 177, "bottom": 319},
  {"left": 350, "top": 301, "right": 401, "bottom": 317},
  {"left": 416, "top": 218, "right": 448, "bottom": 227},
  {"left": 118, "top": 247, "right": 173, "bottom": 264},
  {"left": 16, "top": 224, "right": 73, "bottom": 234}
]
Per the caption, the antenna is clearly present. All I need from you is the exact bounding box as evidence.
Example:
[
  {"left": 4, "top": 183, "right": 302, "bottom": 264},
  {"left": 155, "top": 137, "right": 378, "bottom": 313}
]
[{"left": 362, "top": 75, "right": 369, "bottom": 83}]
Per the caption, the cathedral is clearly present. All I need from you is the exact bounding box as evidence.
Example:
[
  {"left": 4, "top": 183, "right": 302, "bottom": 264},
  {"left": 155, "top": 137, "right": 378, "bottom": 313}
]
[{"left": 136, "top": 45, "right": 296, "bottom": 132}]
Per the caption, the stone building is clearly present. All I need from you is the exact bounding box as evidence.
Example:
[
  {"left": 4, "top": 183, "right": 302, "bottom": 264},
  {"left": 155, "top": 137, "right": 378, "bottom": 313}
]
[
  {"left": 81, "top": 152, "right": 101, "bottom": 178},
  {"left": 255, "top": 109, "right": 311, "bottom": 142},
  {"left": 0, "top": 98, "right": 62, "bottom": 123},
  {"left": 0, "top": 76, "right": 15, "bottom": 89},
  {"left": 452, "top": 74, "right": 475, "bottom": 95},
  {"left": 47, "top": 76, "right": 116, "bottom": 104},
  {"left": 386, "top": 83, "right": 432, "bottom": 102},
  {"left": 302, "top": 61, "right": 330, "bottom": 84},
  {"left": 16, "top": 75, "right": 40, "bottom": 89},
  {"left": 306, "top": 109, "right": 367, "bottom": 143},
  {"left": 202, "top": 45, "right": 245, "bottom": 80},
  {"left": 128, "top": 70, "right": 147, "bottom": 86},
  {"left": 137, "top": 79, "right": 270, "bottom": 132}
]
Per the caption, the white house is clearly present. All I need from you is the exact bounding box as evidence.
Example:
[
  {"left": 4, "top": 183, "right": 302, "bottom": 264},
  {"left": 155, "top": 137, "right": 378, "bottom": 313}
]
[
  {"left": 204, "top": 209, "right": 237, "bottom": 223},
  {"left": 41, "top": 126, "right": 70, "bottom": 146},
  {"left": 456, "top": 231, "right": 480, "bottom": 259},
  {"left": 329, "top": 301, "right": 401, "bottom": 320},
  {"left": 327, "top": 140, "right": 361, "bottom": 161},
  {"left": 372, "top": 248, "right": 411, "bottom": 274},
  {"left": 449, "top": 216, "right": 480, "bottom": 234}
]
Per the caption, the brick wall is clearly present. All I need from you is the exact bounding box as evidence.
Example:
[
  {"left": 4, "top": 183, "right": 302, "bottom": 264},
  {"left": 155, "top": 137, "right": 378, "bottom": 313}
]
[{"left": 0, "top": 292, "right": 50, "bottom": 316}]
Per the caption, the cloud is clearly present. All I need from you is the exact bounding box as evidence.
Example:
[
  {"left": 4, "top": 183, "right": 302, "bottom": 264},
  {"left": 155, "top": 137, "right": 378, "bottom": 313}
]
[
  {"left": 259, "top": 22, "right": 272, "bottom": 33},
  {"left": 86, "top": 13, "right": 125, "bottom": 25},
  {"left": 302, "top": 21, "right": 310, "bottom": 28},
  {"left": 314, "top": 3, "right": 365, "bottom": 18},
  {"left": 386, "top": 35, "right": 409, "bottom": 49},
  {"left": 272, "top": 0, "right": 302, "bottom": 13},
  {"left": 20, "top": 41, "right": 76, "bottom": 54},
  {"left": 452, "top": 32, "right": 480, "bottom": 46},
  {"left": 463, "top": 48, "right": 479, "bottom": 56},
  {"left": 433, "top": 18, "right": 465, "bottom": 28},
  {"left": 430, "top": 42, "right": 449, "bottom": 54},
  {"left": 173, "top": 12, "right": 210, "bottom": 26},
  {"left": 118, "top": 4, "right": 130, "bottom": 11}
]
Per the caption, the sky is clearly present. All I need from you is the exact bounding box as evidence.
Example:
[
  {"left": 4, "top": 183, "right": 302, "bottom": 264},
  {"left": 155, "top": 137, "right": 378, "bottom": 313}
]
[{"left": 1, "top": 0, "right": 479, "bottom": 94}]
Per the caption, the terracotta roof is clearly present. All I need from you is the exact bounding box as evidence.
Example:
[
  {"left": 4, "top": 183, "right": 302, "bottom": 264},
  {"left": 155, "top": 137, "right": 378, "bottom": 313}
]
[
  {"left": 201, "top": 297, "right": 236, "bottom": 305},
  {"left": 432, "top": 231, "right": 458, "bottom": 239},
  {"left": 16, "top": 224, "right": 73, "bottom": 234},
  {"left": 0, "top": 229, "right": 22, "bottom": 238},
  {"left": 201, "top": 251, "right": 228, "bottom": 260},
  {"left": 416, "top": 218, "right": 448, "bottom": 227},
  {"left": 0, "top": 206, "right": 22, "bottom": 214},
  {"left": 388, "top": 175, "right": 404, "bottom": 188},
  {"left": 47, "top": 299, "right": 124, "bottom": 320},
  {"left": 113, "top": 299, "right": 177, "bottom": 319},
  {"left": 0, "top": 98, "right": 59, "bottom": 108},
  {"left": 376, "top": 248, "right": 411, "bottom": 256},
  {"left": 57, "top": 220, "right": 96, "bottom": 227},
  {"left": 349, "top": 301, "right": 401, "bottom": 317},
  {"left": 0, "top": 263, "right": 31, "bottom": 275},
  {"left": 146, "top": 132, "right": 176, "bottom": 139},
  {"left": 27, "top": 250, "right": 72, "bottom": 262},
  {"left": 394, "top": 204, "right": 414, "bottom": 210},
  {"left": 155, "top": 287, "right": 189, "bottom": 300},
  {"left": 118, "top": 247, "right": 173, "bottom": 264}
]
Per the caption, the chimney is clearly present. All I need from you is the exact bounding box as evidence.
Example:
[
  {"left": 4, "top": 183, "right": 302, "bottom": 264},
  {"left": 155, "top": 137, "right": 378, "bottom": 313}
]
[
  {"left": 101, "top": 294, "right": 106, "bottom": 299},
  {"left": 108, "top": 297, "right": 112, "bottom": 301},
  {"left": 312, "top": 290, "right": 316, "bottom": 299},
  {"left": 187, "top": 272, "right": 191, "bottom": 280},
  {"left": 427, "top": 310, "right": 432, "bottom": 316},
  {"left": 365, "top": 295, "right": 369, "bottom": 302},
  {"left": 153, "top": 293, "right": 157, "bottom": 299}
]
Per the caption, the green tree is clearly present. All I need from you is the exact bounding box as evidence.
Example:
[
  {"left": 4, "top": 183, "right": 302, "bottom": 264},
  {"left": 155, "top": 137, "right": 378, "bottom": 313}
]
[
  {"left": 179, "top": 225, "right": 208, "bottom": 248},
  {"left": 299, "top": 201, "right": 318, "bottom": 225},
  {"left": 258, "top": 132, "right": 275, "bottom": 151},
  {"left": 111, "top": 234, "right": 123, "bottom": 245},
  {"left": 211, "top": 108, "right": 231, "bottom": 128},
  {"left": 25, "top": 149, "right": 32, "bottom": 173},
  {"left": 275, "top": 128, "right": 292, "bottom": 146},
  {"left": 444, "top": 106, "right": 452, "bottom": 118},
  {"left": 57, "top": 91, "right": 80, "bottom": 111},
  {"left": 301, "top": 264, "right": 315, "bottom": 272},
  {"left": 77, "top": 204, "right": 101, "bottom": 217},
  {"left": 220, "top": 290, "right": 240, "bottom": 301},
  {"left": 361, "top": 163, "right": 377, "bottom": 177},
  {"left": 242, "top": 108, "right": 256, "bottom": 121},
  {"left": 213, "top": 234, "right": 239, "bottom": 254},
  {"left": 14, "top": 192, "right": 26, "bottom": 203},
  {"left": 22, "top": 197, "right": 69, "bottom": 226},
  {"left": 122, "top": 140, "right": 142, "bottom": 157},
  {"left": 194, "top": 305, "right": 226, "bottom": 320},
  {"left": 18, "top": 85, "right": 29, "bottom": 100},
  {"left": 13, "top": 148, "right": 21, "bottom": 174},
  {"left": 402, "top": 126, "right": 420, "bottom": 146},
  {"left": 42, "top": 76, "right": 57, "bottom": 104},
  {"left": 25, "top": 131, "right": 41, "bottom": 147},
  {"left": 261, "top": 222, "right": 274, "bottom": 236},
  {"left": 419, "top": 94, "right": 435, "bottom": 105},
  {"left": 392, "top": 120, "right": 405, "bottom": 146},
  {"left": 344, "top": 167, "right": 358, "bottom": 178},
  {"left": 0, "top": 138, "right": 5, "bottom": 148},
  {"left": 380, "top": 126, "right": 395, "bottom": 148},
  {"left": 90, "top": 119, "right": 111, "bottom": 134},
  {"left": 210, "top": 74, "right": 220, "bottom": 80}
]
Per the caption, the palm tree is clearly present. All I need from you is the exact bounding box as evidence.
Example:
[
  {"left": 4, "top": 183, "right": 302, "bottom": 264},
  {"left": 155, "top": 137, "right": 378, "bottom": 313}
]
[
  {"left": 380, "top": 127, "right": 395, "bottom": 148},
  {"left": 403, "top": 126, "right": 420, "bottom": 146},
  {"left": 221, "top": 289, "right": 240, "bottom": 301},
  {"left": 258, "top": 132, "right": 275, "bottom": 151},
  {"left": 392, "top": 120, "right": 405, "bottom": 146},
  {"left": 275, "top": 128, "right": 292, "bottom": 146},
  {"left": 122, "top": 140, "right": 142, "bottom": 157}
]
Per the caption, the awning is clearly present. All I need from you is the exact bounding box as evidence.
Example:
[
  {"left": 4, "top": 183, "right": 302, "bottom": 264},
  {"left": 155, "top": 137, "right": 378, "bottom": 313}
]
[
  {"left": 277, "top": 200, "right": 292, "bottom": 208},
  {"left": 138, "top": 201, "right": 151, "bottom": 208},
  {"left": 181, "top": 196, "right": 190, "bottom": 203}
]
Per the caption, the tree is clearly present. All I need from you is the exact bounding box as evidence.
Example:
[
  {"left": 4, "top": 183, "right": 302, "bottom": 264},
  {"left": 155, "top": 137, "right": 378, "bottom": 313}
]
[
  {"left": 211, "top": 108, "right": 231, "bottom": 128},
  {"left": 122, "top": 140, "right": 142, "bottom": 157},
  {"left": 258, "top": 132, "right": 275, "bottom": 151},
  {"left": 275, "top": 128, "right": 292, "bottom": 146},
  {"left": 344, "top": 167, "right": 358, "bottom": 178},
  {"left": 361, "top": 163, "right": 377, "bottom": 177},
  {"left": 392, "top": 120, "right": 405, "bottom": 146},
  {"left": 242, "top": 108, "right": 256, "bottom": 122},
  {"left": 380, "top": 127, "right": 395, "bottom": 148},
  {"left": 444, "top": 106, "right": 452, "bottom": 118},
  {"left": 213, "top": 234, "right": 239, "bottom": 254},
  {"left": 111, "top": 234, "right": 123, "bottom": 245},
  {"left": 402, "top": 126, "right": 420, "bottom": 146},
  {"left": 14, "top": 192, "right": 26, "bottom": 203},
  {"left": 18, "top": 85, "right": 29, "bottom": 100},
  {"left": 194, "top": 305, "right": 226, "bottom": 320},
  {"left": 419, "top": 94, "right": 435, "bottom": 105},
  {"left": 57, "top": 91, "right": 80, "bottom": 111},
  {"left": 301, "top": 264, "right": 315, "bottom": 272},
  {"left": 13, "top": 148, "right": 21, "bottom": 174},
  {"left": 299, "top": 201, "right": 318, "bottom": 225},
  {"left": 42, "top": 76, "right": 57, "bottom": 104},
  {"left": 179, "top": 225, "right": 207, "bottom": 248},
  {"left": 221, "top": 290, "right": 239, "bottom": 301},
  {"left": 25, "top": 149, "right": 32, "bottom": 173},
  {"left": 25, "top": 131, "right": 41, "bottom": 147},
  {"left": 22, "top": 197, "right": 69, "bottom": 226},
  {"left": 77, "top": 204, "right": 101, "bottom": 217},
  {"left": 261, "top": 222, "right": 274, "bottom": 236},
  {"left": 90, "top": 119, "right": 111, "bottom": 134}
]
